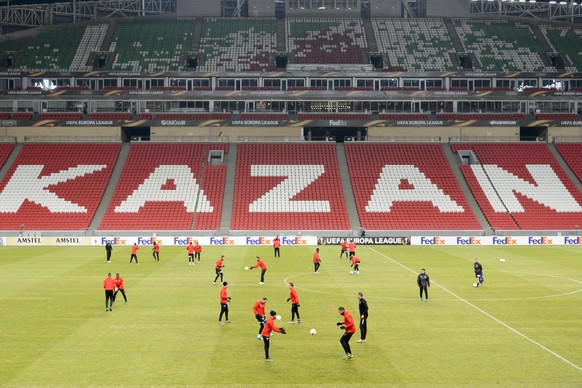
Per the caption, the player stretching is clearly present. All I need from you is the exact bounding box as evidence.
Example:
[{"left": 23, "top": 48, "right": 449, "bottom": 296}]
[
  {"left": 337, "top": 307, "right": 356, "bottom": 360},
  {"left": 213, "top": 255, "right": 225, "bottom": 285},
  {"left": 253, "top": 297, "right": 267, "bottom": 340}
]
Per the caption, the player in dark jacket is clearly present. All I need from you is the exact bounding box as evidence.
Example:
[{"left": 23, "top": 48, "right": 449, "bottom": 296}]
[
  {"left": 356, "top": 292, "right": 368, "bottom": 343},
  {"left": 474, "top": 258, "right": 484, "bottom": 287},
  {"left": 417, "top": 268, "right": 430, "bottom": 302}
]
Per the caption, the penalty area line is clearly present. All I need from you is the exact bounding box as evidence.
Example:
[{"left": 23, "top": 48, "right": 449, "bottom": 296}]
[{"left": 369, "top": 247, "right": 582, "bottom": 373}]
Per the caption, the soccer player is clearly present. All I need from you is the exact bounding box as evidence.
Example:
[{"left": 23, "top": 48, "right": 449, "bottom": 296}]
[
  {"left": 253, "top": 297, "right": 268, "bottom": 340},
  {"left": 273, "top": 235, "right": 281, "bottom": 258},
  {"left": 113, "top": 272, "right": 127, "bottom": 305},
  {"left": 417, "top": 268, "right": 430, "bottom": 302},
  {"left": 340, "top": 240, "right": 348, "bottom": 259},
  {"left": 103, "top": 273, "right": 115, "bottom": 311},
  {"left": 187, "top": 242, "right": 195, "bottom": 265},
  {"left": 313, "top": 248, "right": 322, "bottom": 274},
  {"left": 350, "top": 255, "right": 361, "bottom": 274},
  {"left": 474, "top": 258, "right": 484, "bottom": 287},
  {"left": 105, "top": 241, "right": 112, "bottom": 263},
  {"left": 348, "top": 241, "right": 356, "bottom": 258},
  {"left": 152, "top": 241, "right": 160, "bottom": 262},
  {"left": 218, "top": 281, "right": 232, "bottom": 324},
  {"left": 337, "top": 307, "right": 356, "bottom": 360},
  {"left": 250, "top": 256, "right": 267, "bottom": 285},
  {"left": 213, "top": 255, "right": 225, "bottom": 284},
  {"left": 287, "top": 282, "right": 301, "bottom": 324},
  {"left": 261, "top": 310, "right": 286, "bottom": 362},
  {"left": 194, "top": 242, "right": 202, "bottom": 262},
  {"left": 130, "top": 243, "right": 139, "bottom": 265},
  {"left": 356, "top": 292, "right": 368, "bottom": 343}
]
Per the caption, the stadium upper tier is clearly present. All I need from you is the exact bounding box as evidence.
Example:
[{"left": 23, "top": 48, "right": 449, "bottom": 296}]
[
  {"left": 1, "top": 17, "right": 581, "bottom": 72},
  {"left": 0, "top": 142, "right": 581, "bottom": 232}
]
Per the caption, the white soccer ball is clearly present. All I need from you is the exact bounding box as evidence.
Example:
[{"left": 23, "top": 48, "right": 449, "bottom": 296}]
[
  {"left": 276, "top": 315, "right": 282, "bottom": 321},
  {"left": 350, "top": 271, "right": 354, "bottom": 274},
  {"left": 310, "top": 328, "right": 317, "bottom": 335},
  {"left": 244, "top": 266, "right": 249, "bottom": 271},
  {"left": 473, "top": 283, "right": 478, "bottom": 287},
  {"left": 500, "top": 258, "right": 506, "bottom": 263}
]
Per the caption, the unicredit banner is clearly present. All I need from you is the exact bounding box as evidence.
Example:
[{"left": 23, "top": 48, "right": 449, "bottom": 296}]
[{"left": 318, "top": 237, "right": 411, "bottom": 245}]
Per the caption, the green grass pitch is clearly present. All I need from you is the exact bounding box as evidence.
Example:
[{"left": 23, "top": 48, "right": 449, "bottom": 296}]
[{"left": 1, "top": 245, "right": 581, "bottom": 386}]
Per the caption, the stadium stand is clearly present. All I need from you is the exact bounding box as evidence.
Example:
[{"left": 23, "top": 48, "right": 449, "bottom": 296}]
[
  {"left": 454, "top": 19, "right": 554, "bottom": 72},
  {"left": 197, "top": 18, "right": 277, "bottom": 72},
  {"left": 344, "top": 143, "right": 481, "bottom": 230},
  {"left": 99, "top": 143, "right": 228, "bottom": 230},
  {"left": 0, "top": 143, "right": 14, "bottom": 169},
  {"left": 230, "top": 143, "right": 350, "bottom": 230},
  {"left": 372, "top": 18, "right": 456, "bottom": 72},
  {"left": 451, "top": 143, "right": 582, "bottom": 230},
  {"left": 0, "top": 143, "right": 121, "bottom": 230},
  {"left": 286, "top": 18, "right": 368, "bottom": 64},
  {"left": 540, "top": 25, "right": 582, "bottom": 72},
  {"left": 107, "top": 20, "right": 193, "bottom": 71},
  {"left": 71, "top": 24, "right": 109, "bottom": 71},
  {"left": 8, "top": 26, "right": 85, "bottom": 71},
  {"left": 556, "top": 143, "right": 582, "bottom": 184}
]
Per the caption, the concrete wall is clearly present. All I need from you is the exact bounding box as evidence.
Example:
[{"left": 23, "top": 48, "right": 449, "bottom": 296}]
[
  {"left": 426, "top": 0, "right": 470, "bottom": 17},
  {"left": 177, "top": 0, "right": 221, "bottom": 17},
  {"left": 369, "top": 0, "right": 401, "bottom": 17},
  {"left": 249, "top": 0, "right": 276, "bottom": 17}
]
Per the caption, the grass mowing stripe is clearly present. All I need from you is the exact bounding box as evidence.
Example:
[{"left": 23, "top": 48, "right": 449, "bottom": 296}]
[{"left": 370, "top": 246, "right": 582, "bottom": 373}]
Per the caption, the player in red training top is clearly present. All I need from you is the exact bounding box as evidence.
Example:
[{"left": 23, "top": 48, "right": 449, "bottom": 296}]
[
  {"left": 351, "top": 255, "right": 361, "bottom": 274},
  {"left": 337, "top": 306, "right": 356, "bottom": 360},
  {"left": 152, "top": 241, "right": 160, "bottom": 262},
  {"left": 194, "top": 242, "right": 202, "bottom": 262},
  {"left": 253, "top": 297, "right": 268, "bottom": 340},
  {"left": 340, "top": 241, "right": 348, "bottom": 259},
  {"left": 250, "top": 256, "right": 267, "bottom": 285},
  {"left": 273, "top": 236, "right": 281, "bottom": 258},
  {"left": 112, "top": 272, "right": 127, "bottom": 305},
  {"left": 348, "top": 241, "right": 356, "bottom": 258},
  {"left": 187, "top": 242, "right": 195, "bottom": 266},
  {"left": 213, "top": 255, "right": 225, "bottom": 284},
  {"left": 130, "top": 243, "right": 139, "bottom": 264},
  {"left": 313, "top": 248, "right": 322, "bottom": 274},
  {"left": 103, "top": 273, "right": 115, "bottom": 311},
  {"left": 261, "top": 310, "right": 286, "bottom": 361},
  {"left": 219, "top": 281, "right": 232, "bottom": 324},
  {"left": 287, "top": 282, "right": 301, "bottom": 324}
]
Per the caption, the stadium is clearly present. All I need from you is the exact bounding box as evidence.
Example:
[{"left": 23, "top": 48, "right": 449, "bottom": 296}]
[{"left": 0, "top": 0, "right": 581, "bottom": 386}]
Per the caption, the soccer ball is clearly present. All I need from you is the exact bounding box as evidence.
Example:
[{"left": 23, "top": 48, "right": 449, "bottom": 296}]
[
  {"left": 276, "top": 315, "right": 282, "bottom": 321},
  {"left": 244, "top": 266, "right": 249, "bottom": 271},
  {"left": 350, "top": 271, "right": 354, "bottom": 274},
  {"left": 500, "top": 258, "right": 506, "bottom": 263},
  {"left": 473, "top": 283, "right": 478, "bottom": 287},
  {"left": 310, "top": 328, "right": 317, "bottom": 335}
]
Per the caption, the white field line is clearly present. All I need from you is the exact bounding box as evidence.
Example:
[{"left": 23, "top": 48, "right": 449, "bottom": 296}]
[{"left": 370, "top": 247, "right": 582, "bottom": 373}]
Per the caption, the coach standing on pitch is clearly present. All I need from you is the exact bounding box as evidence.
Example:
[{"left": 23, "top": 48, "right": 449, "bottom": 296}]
[
  {"left": 105, "top": 241, "right": 112, "bottom": 263},
  {"left": 474, "top": 258, "right": 484, "bottom": 287},
  {"left": 337, "top": 306, "right": 356, "bottom": 360},
  {"left": 417, "top": 268, "right": 430, "bottom": 302},
  {"left": 356, "top": 292, "right": 368, "bottom": 343}
]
